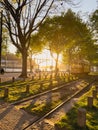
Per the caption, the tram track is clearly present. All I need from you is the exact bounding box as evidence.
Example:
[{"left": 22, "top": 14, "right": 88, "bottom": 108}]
[
  {"left": 0, "top": 80, "right": 77, "bottom": 108},
  {"left": 0, "top": 76, "right": 95, "bottom": 130},
  {"left": 0, "top": 79, "right": 79, "bottom": 109},
  {"left": 11, "top": 79, "right": 81, "bottom": 106},
  {"left": 21, "top": 79, "right": 95, "bottom": 130},
  {"left": 9, "top": 78, "right": 93, "bottom": 130}
]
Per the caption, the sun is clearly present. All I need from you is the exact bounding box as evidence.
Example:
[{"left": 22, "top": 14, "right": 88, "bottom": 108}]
[{"left": 32, "top": 49, "right": 61, "bottom": 71}]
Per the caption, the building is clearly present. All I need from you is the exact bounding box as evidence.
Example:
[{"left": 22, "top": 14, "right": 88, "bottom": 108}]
[{"left": 1, "top": 53, "right": 22, "bottom": 72}]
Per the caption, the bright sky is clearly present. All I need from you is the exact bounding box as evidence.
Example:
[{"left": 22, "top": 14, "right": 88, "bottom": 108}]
[
  {"left": 9, "top": 0, "right": 97, "bottom": 53},
  {"left": 32, "top": 49, "right": 56, "bottom": 67},
  {"left": 73, "top": 0, "right": 97, "bottom": 19},
  {"left": 76, "top": 0, "right": 97, "bottom": 13}
]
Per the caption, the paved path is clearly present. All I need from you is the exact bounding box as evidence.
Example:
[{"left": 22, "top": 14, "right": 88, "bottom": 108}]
[
  {"left": 0, "top": 73, "right": 20, "bottom": 78},
  {"left": 0, "top": 73, "right": 20, "bottom": 83},
  {"left": 0, "top": 73, "right": 81, "bottom": 130},
  {"left": 0, "top": 72, "right": 36, "bottom": 130},
  {"left": 0, "top": 98, "right": 78, "bottom": 130},
  {"left": 0, "top": 104, "right": 34, "bottom": 130},
  {"left": 28, "top": 98, "right": 78, "bottom": 130}
]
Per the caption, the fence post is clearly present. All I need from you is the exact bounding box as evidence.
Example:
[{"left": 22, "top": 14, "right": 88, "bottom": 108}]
[
  {"left": 49, "top": 80, "right": 52, "bottom": 88},
  {"left": 4, "top": 88, "right": 9, "bottom": 98},
  {"left": 26, "top": 84, "right": 30, "bottom": 93},
  {"left": 77, "top": 107, "right": 86, "bottom": 127},
  {"left": 12, "top": 77, "right": 15, "bottom": 82},
  {"left": 40, "top": 83, "right": 43, "bottom": 92},
  {"left": 92, "top": 90, "right": 97, "bottom": 98},
  {"left": 87, "top": 96, "right": 93, "bottom": 108},
  {"left": 96, "top": 86, "right": 98, "bottom": 93},
  {"left": 0, "top": 78, "right": 1, "bottom": 83},
  {"left": 32, "top": 75, "right": 34, "bottom": 80},
  {"left": 39, "top": 72, "right": 41, "bottom": 80}
]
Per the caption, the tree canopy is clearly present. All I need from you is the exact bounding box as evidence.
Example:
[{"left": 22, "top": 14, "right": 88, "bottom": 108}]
[
  {"left": 89, "top": 9, "right": 98, "bottom": 65},
  {"left": 0, "top": 0, "right": 74, "bottom": 77},
  {"left": 1, "top": 0, "right": 96, "bottom": 76},
  {"left": 38, "top": 9, "right": 96, "bottom": 72}
]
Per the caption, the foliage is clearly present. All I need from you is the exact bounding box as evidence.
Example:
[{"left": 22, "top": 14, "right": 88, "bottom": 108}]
[
  {"left": 89, "top": 9, "right": 98, "bottom": 64},
  {"left": 61, "top": 9, "right": 97, "bottom": 65},
  {"left": 56, "top": 86, "right": 98, "bottom": 130},
  {"left": 0, "top": 0, "right": 66, "bottom": 77},
  {"left": 29, "top": 33, "right": 45, "bottom": 55},
  {"left": 90, "top": 10, "right": 98, "bottom": 34},
  {"left": 24, "top": 103, "right": 53, "bottom": 116},
  {"left": 38, "top": 9, "right": 96, "bottom": 71}
]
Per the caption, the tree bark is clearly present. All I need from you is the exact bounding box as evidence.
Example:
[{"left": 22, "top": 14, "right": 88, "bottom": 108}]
[
  {"left": 55, "top": 54, "right": 59, "bottom": 77},
  {"left": 20, "top": 49, "right": 28, "bottom": 78}
]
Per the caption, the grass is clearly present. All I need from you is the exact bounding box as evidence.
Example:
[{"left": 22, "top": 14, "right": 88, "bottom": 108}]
[
  {"left": 22, "top": 99, "right": 62, "bottom": 117},
  {"left": 23, "top": 103, "right": 53, "bottom": 116},
  {"left": 89, "top": 72, "right": 98, "bottom": 75},
  {"left": 55, "top": 85, "right": 98, "bottom": 130},
  {"left": 0, "top": 76, "right": 71, "bottom": 102},
  {"left": 21, "top": 79, "right": 86, "bottom": 117}
]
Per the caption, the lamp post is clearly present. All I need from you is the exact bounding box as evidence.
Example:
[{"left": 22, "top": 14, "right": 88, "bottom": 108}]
[{"left": 0, "top": 11, "right": 3, "bottom": 69}]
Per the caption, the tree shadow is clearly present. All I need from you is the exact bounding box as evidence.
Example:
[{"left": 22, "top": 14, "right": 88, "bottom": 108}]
[{"left": 14, "top": 109, "right": 33, "bottom": 130}]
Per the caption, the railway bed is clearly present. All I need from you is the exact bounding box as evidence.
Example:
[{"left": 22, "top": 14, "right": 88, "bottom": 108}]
[
  {"left": 15, "top": 78, "right": 93, "bottom": 130},
  {"left": 0, "top": 76, "right": 96, "bottom": 130},
  {"left": 11, "top": 79, "right": 81, "bottom": 106}
]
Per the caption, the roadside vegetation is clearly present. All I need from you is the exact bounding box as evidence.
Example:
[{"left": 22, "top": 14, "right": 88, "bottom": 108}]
[
  {"left": 21, "top": 79, "right": 89, "bottom": 117},
  {"left": 0, "top": 74, "right": 77, "bottom": 102},
  {"left": 55, "top": 84, "right": 98, "bottom": 130}
]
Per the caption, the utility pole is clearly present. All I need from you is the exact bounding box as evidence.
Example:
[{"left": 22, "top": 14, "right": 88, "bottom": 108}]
[{"left": 0, "top": 11, "right": 3, "bottom": 68}]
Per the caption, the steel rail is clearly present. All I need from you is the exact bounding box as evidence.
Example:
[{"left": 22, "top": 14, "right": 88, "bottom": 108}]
[
  {"left": 22, "top": 79, "right": 94, "bottom": 130},
  {"left": 11, "top": 79, "right": 80, "bottom": 106}
]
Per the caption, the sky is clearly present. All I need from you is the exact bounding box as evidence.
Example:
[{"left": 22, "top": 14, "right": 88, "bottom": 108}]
[
  {"left": 66, "top": 0, "right": 97, "bottom": 21},
  {"left": 9, "top": 0, "right": 98, "bottom": 53},
  {"left": 76, "top": 0, "right": 97, "bottom": 13}
]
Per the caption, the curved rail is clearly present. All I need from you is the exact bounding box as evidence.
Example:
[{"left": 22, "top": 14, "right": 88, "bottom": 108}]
[
  {"left": 22, "top": 79, "right": 94, "bottom": 130},
  {"left": 11, "top": 79, "right": 80, "bottom": 105}
]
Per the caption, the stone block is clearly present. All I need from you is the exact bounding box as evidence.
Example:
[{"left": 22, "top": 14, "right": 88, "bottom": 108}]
[
  {"left": 26, "top": 84, "right": 30, "bottom": 93},
  {"left": 87, "top": 96, "right": 93, "bottom": 108},
  {"left": 77, "top": 107, "right": 86, "bottom": 127},
  {"left": 4, "top": 88, "right": 9, "bottom": 98},
  {"left": 92, "top": 90, "right": 97, "bottom": 98}
]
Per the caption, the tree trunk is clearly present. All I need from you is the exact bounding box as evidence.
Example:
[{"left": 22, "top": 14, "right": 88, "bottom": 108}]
[
  {"left": 29, "top": 52, "right": 33, "bottom": 73},
  {"left": 29, "top": 57, "right": 33, "bottom": 73},
  {"left": 81, "top": 63, "right": 84, "bottom": 73},
  {"left": 20, "top": 49, "right": 28, "bottom": 78},
  {"left": 68, "top": 49, "right": 71, "bottom": 74},
  {"left": 55, "top": 54, "right": 59, "bottom": 77}
]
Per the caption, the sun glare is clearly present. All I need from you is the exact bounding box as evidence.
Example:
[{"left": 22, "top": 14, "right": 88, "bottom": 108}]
[{"left": 32, "top": 49, "right": 62, "bottom": 71}]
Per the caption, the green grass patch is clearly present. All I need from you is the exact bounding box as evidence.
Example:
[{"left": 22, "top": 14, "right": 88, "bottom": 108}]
[
  {"left": 24, "top": 103, "right": 52, "bottom": 116},
  {"left": 56, "top": 85, "right": 98, "bottom": 130},
  {"left": 0, "top": 76, "right": 77, "bottom": 103},
  {"left": 22, "top": 99, "right": 62, "bottom": 117}
]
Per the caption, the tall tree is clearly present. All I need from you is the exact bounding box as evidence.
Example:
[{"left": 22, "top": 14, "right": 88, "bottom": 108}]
[
  {"left": 89, "top": 9, "right": 98, "bottom": 65},
  {"left": 29, "top": 33, "right": 45, "bottom": 72},
  {"left": 38, "top": 16, "right": 68, "bottom": 75},
  {"left": 90, "top": 10, "right": 98, "bottom": 31},
  {"left": 0, "top": 0, "right": 63, "bottom": 77},
  {"left": 38, "top": 9, "right": 96, "bottom": 73},
  {"left": 62, "top": 10, "right": 97, "bottom": 72},
  {"left": 90, "top": 9, "right": 98, "bottom": 42},
  {"left": 0, "top": 0, "right": 55, "bottom": 77}
]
